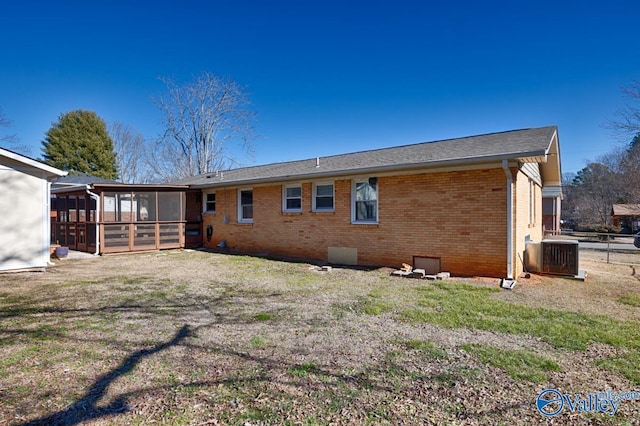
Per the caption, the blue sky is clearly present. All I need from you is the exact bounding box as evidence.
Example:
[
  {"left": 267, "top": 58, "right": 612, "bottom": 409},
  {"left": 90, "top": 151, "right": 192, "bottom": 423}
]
[{"left": 1, "top": 0, "right": 639, "bottom": 175}]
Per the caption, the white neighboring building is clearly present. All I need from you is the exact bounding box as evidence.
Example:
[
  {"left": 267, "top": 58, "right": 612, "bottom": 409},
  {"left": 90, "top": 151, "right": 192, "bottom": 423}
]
[{"left": 0, "top": 147, "right": 67, "bottom": 272}]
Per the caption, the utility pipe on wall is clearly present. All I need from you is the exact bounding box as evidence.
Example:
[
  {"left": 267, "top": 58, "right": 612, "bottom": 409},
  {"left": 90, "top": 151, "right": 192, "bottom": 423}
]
[{"left": 502, "top": 160, "right": 514, "bottom": 279}]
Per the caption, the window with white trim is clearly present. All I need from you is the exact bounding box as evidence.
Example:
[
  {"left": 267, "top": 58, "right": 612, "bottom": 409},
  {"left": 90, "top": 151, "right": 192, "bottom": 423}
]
[
  {"left": 205, "top": 192, "right": 216, "bottom": 213},
  {"left": 283, "top": 185, "right": 302, "bottom": 212},
  {"left": 238, "top": 189, "right": 253, "bottom": 223},
  {"left": 313, "top": 183, "right": 334, "bottom": 212},
  {"left": 353, "top": 178, "right": 378, "bottom": 223},
  {"left": 528, "top": 179, "right": 535, "bottom": 226}
]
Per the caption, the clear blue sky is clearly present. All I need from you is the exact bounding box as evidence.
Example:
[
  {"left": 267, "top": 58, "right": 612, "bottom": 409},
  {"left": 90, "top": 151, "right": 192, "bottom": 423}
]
[{"left": 1, "top": 0, "right": 639, "bottom": 175}]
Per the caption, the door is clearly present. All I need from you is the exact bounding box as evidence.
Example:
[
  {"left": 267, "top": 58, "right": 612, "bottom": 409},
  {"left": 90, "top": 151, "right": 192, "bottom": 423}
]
[{"left": 184, "top": 190, "right": 203, "bottom": 248}]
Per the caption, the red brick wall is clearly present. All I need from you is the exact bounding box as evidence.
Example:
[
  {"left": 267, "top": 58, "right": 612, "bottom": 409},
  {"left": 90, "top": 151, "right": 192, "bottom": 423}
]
[{"left": 201, "top": 167, "right": 513, "bottom": 277}]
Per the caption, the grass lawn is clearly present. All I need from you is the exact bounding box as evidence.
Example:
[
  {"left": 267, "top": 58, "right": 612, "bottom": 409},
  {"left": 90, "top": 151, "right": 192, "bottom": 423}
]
[{"left": 0, "top": 249, "right": 639, "bottom": 425}]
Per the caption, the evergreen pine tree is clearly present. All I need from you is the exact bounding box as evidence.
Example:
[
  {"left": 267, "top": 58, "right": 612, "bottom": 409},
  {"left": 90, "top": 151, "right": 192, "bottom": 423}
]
[{"left": 42, "top": 110, "right": 118, "bottom": 179}]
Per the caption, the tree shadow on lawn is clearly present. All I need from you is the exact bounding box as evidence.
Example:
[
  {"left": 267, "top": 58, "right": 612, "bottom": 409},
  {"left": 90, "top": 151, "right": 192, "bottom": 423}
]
[
  {"left": 15, "top": 321, "right": 371, "bottom": 425},
  {"left": 20, "top": 325, "right": 191, "bottom": 426},
  {"left": 16, "top": 319, "right": 536, "bottom": 425},
  {"left": 18, "top": 332, "right": 407, "bottom": 425},
  {"left": 15, "top": 313, "right": 398, "bottom": 425}
]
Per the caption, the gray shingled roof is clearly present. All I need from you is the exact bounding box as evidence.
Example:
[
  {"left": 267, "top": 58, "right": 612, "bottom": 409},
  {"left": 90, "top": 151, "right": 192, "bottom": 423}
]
[
  {"left": 175, "top": 126, "right": 558, "bottom": 188},
  {"left": 52, "top": 173, "right": 117, "bottom": 185}
]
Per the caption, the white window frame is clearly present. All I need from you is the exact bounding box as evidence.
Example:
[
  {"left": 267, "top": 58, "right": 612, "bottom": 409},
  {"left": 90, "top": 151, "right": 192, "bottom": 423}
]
[
  {"left": 312, "top": 182, "right": 335, "bottom": 212},
  {"left": 204, "top": 191, "right": 216, "bottom": 213},
  {"left": 238, "top": 188, "right": 253, "bottom": 224},
  {"left": 528, "top": 179, "right": 536, "bottom": 226},
  {"left": 282, "top": 184, "right": 302, "bottom": 213},
  {"left": 352, "top": 178, "right": 378, "bottom": 224}
]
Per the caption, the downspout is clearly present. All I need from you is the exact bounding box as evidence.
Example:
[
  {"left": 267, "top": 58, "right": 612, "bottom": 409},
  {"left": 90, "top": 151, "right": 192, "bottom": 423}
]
[
  {"left": 502, "top": 160, "right": 514, "bottom": 280},
  {"left": 86, "top": 185, "right": 100, "bottom": 256}
]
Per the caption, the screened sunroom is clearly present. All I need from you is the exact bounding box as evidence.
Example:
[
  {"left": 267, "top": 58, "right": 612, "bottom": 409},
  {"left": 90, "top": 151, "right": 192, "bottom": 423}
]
[{"left": 51, "top": 183, "right": 189, "bottom": 254}]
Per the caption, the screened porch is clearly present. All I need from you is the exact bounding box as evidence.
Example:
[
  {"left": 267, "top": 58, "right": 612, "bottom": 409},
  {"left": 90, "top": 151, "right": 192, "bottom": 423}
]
[{"left": 51, "top": 184, "right": 189, "bottom": 254}]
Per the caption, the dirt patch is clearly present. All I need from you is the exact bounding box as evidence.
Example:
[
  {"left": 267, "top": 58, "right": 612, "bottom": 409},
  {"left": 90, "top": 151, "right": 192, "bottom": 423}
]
[
  {"left": 0, "top": 248, "right": 639, "bottom": 425},
  {"left": 496, "top": 250, "right": 640, "bottom": 321}
]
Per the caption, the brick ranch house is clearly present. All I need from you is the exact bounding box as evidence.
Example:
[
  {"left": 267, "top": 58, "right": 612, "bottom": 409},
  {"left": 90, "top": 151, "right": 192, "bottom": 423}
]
[
  {"left": 611, "top": 204, "right": 640, "bottom": 233},
  {"left": 176, "top": 126, "right": 563, "bottom": 279}
]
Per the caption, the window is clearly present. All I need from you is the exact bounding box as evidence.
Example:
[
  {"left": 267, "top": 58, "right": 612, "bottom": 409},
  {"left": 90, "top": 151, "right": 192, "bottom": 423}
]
[
  {"left": 353, "top": 178, "right": 378, "bottom": 223},
  {"left": 205, "top": 192, "right": 216, "bottom": 213},
  {"left": 283, "top": 185, "right": 302, "bottom": 212},
  {"left": 313, "top": 183, "right": 334, "bottom": 211},
  {"left": 135, "top": 192, "right": 156, "bottom": 221},
  {"left": 57, "top": 196, "right": 68, "bottom": 222},
  {"left": 77, "top": 197, "right": 86, "bottom": 222},
  {"left": 542, "top": 198, "right": 555, "bottom": 216},
  {"left": 88, "top": 196, "right": 97, "bottom": 222},
  {"left": 528, "top": 179, "right": 536, "bottom": 226},
  {"left": 158, "top": 192, "right": 182, "bottom": 221},
  {"left": 68, "top": 196, "right": 77, "bottom": 222},
  {"left": 103, "top": 192, "right": 133, "bottom": 222},
  {"left": 238, "top": 189, "right": 253, "bottom": 223}
]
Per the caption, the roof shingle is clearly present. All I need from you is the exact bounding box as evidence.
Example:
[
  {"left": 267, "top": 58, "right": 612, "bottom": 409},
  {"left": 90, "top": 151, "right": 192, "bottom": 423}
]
[{"left": 174, "top": 126, "right": 558, "bottom": 187}]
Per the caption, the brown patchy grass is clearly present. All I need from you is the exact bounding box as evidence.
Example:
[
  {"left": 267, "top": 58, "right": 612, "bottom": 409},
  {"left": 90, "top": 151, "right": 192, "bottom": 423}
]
[{"left": 0, "top": 248, "right": 639, "bottom": 425}]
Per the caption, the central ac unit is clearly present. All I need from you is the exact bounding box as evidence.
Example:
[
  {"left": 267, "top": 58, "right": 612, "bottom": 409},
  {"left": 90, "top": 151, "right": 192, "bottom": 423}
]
[{"left": 524, "top": 239, "right": 579, "bottom": 276}]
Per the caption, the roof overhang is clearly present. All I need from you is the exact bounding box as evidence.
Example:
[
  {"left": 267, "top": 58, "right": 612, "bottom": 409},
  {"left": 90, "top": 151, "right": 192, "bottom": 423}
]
[
  {"left": 52, "top": 183, "right": 190, "bottom": 195},
  {"left": 542, "top": 186, "right": 563, "bottom": 199},
  {"left": 0, "top": 147, "right": 67, "bottom": 179},
  {"left": 538, "top": 128, "right": 562, "bottom": 187},
  {"left": 611, "top": 204, "right": 640, "bottom": 216}
]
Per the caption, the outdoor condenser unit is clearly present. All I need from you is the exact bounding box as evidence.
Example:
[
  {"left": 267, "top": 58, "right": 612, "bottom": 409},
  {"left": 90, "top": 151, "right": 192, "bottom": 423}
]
[{"left": 524, "top": 240, "right": 579, "bottom": 276}]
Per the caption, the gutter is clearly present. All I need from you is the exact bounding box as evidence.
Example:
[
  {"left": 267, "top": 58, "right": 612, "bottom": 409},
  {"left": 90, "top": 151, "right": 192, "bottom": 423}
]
[
  {"left": 501, "top": 160, "right": 516, "bottom": 288},
  {"left": 51, "top": 184, "right": 90, "bottom": 194},
  {"left": 85, "top": 185, "right": 100, "bottom": 256}
]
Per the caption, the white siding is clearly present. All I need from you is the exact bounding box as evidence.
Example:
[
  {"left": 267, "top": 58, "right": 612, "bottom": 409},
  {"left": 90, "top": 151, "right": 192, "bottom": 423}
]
[
  {"left": 521, "top": 162, "right": 542, "bottom": 186},
  {"left": 0, "top": 164, "right": 50, "bottom": 271}
]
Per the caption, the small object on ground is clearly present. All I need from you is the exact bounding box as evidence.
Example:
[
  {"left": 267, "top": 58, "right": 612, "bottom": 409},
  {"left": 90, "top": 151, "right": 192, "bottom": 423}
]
[
  {"left": 410, "top": 269, "right": 425, "bottom": 278},
  {"left": 391, "top": 269, "right": 451, "bottom": 280},
  {"left": 576, "top": 269, "right": 587, "bottom": 281},
  {"left": 54, "top": 246, "right": 69, "bottom": 259},
  {"left": 500, "top": 278, "right": 517, "bottom": 289},
  {"left": 517, "top": 252, "right": 530, "bottom": 278}
]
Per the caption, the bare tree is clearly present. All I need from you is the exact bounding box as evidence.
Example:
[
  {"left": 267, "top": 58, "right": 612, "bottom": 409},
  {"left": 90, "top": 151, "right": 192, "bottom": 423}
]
[
  {"left": 618, "top": 134, "right": 640, "bottom": 203},
  {"left": 109, "top": 122, "right": 151, "bottom": 183},
  {"left": 0, "top": 106, "right": 30, "bottom": 155},
  {"left": 571, "top": 161, "right": 624, "bottom": 230},
  {"left": 152, "top": 72, "right": 256, "bottom": 181},
  {"left": 560, "top": 172, "right": 579, "bottom": 228},
  {"left": 609, "top": 80, "right": 640, "bottom": 138},
  {"left": 0, "top": 107, "right": 16, "bottom": 143}
]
